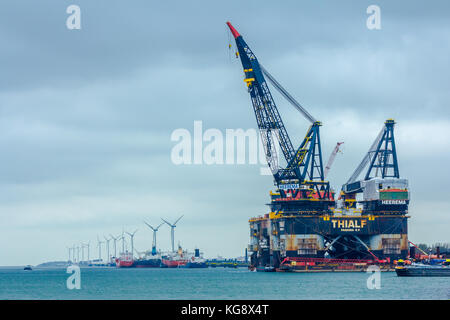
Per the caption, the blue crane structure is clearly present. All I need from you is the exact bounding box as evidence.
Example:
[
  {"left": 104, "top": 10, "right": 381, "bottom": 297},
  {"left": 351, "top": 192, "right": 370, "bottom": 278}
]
[
  {"left": 342, "top": 119, "right": 399, "bottom": 194},
  {"left": 227, "top": 22, "right": 333, "bottom": 207}
]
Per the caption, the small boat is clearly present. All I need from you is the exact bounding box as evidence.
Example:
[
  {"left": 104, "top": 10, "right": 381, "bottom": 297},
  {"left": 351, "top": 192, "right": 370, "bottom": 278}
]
[
  {"left": 23, "top": 265, "right": 32, "bottom": 271},
  {"left": 256, "top": 265, "right": 276, "bottom": 272},
  {"left": 395, "top": 259, "right": 450, "bottom": 277}
]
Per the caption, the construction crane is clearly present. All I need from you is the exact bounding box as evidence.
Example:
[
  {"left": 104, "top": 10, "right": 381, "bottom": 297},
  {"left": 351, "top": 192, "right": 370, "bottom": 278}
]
[
  {"left": 324, "top": 142, "right": 344, "bottom": 179},
  {"left": 342, "top": 119, "right": 399, "bottom": 194},
  {"left": 340, "top": 119, "right": 408, "bottom": 212},
  {"left": 227, "top": 22, "right": 332, "bottom": 202}
]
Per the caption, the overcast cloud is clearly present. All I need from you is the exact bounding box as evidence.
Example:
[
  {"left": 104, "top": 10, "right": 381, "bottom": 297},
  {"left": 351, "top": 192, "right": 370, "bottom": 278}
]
[{"left": 1, "top": 0, "right": 449, "bottom": 265}]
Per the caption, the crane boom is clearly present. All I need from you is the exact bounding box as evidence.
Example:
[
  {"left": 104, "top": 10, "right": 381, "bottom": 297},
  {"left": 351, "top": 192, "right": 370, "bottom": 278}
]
[
  {"left": 227, "top": 22, "right": 331, "bottom": 200},
  {"left": 345, "top": 127, "right": 384, "bottom": 186},
  {"left": 227, "top": 23, "right": 298, "bottom": 181},
  {"left": 324, "top": 142, "right": 344, "bottom": 179}
]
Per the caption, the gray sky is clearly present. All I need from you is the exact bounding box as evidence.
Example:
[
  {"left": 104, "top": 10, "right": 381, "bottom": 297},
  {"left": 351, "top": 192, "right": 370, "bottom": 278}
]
[{"left": 1, "top": 0, "right": 449, "bottom": 265}]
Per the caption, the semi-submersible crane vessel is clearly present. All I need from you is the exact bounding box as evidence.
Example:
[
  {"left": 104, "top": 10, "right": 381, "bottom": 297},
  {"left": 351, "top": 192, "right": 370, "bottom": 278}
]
[{"left": 227, "top": 22, "right": 409, "bottom": 271}]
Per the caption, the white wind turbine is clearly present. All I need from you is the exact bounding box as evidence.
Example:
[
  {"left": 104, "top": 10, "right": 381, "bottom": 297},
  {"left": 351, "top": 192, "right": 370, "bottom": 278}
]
[
  {"left": 120, "top": 228, "right": 126, "bottom": 255},
  {"left": 81, "top": 243, "right": 85, "bottom": 262},
  {"left": 110, "top": 234, "right": 119, "bottom": 258},
  {"left": 126, "top": 229, "right": 138, "bottom": 259},
  {"left": 97, "top": 236, "right": 104, "bottom": 262},
  {"left": 104, "top": 236, "right": 111, "bottom": 264},
  {"left": 72, "top": 245, "right": 76, "bottom": 263},
  {"left": 161, "top": 215, "right": 183, "bottom": 253},
  {"left": 84, "top": 241, "right": 90, "bottom": 262},
  {"left": 144, "top": 221, "right": 164, "bottom": 255}
]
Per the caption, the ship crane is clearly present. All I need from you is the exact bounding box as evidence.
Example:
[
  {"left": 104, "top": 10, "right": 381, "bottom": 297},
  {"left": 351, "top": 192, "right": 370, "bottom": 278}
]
[
  {"left": 340, "top": 119, "right": 407, "bottom": 211},
  {"left": 342, "top": 119, "right": 399, "bottom": 194},
  {"left": 227, "top": 22, "right": 332, "bottom": 202},
  {"left": 324, "top": 142, "right": 344, "bottom": 179}
]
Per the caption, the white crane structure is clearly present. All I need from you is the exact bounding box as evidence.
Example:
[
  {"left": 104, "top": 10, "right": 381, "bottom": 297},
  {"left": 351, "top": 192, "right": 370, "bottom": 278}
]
[{"left": 324, "top": 142, "right": 344, "bottom": 179}]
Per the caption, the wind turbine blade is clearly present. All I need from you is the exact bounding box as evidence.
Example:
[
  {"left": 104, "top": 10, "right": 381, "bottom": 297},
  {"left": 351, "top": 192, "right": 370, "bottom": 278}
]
[
  {"left": 173, "top": 215, "right": 184, "bottom": 225},
  {"left": 161, "top": 218, "right": 173, "bottom": 227},
  {"left": 156, "top": 222, "right": 164, "bottom": 230},
  {"left": 144, "top": 221, "right": 155, "bottom": 231}
]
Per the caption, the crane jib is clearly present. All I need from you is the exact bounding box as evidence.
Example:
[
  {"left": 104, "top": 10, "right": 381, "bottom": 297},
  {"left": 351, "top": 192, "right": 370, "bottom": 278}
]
[{"left": 227, "top": 22, "right": 329, "bottom": 193}]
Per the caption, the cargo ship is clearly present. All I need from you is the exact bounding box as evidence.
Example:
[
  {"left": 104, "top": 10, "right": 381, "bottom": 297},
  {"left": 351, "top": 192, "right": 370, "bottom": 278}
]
[
  {"left": 161, "top": 257, "right": 188, "bottom": 268},
  {"left": 115, "top": 252, "right": 134, "bottom": 268},
  {"left": 183, "top": 249, "right": 207, "bottom": 268},
  {"left": 161, "top": 245, "right": 188, "bottom": 268},
  {"left": 134, "top": 256, "right": 162, "bottom": 268}
]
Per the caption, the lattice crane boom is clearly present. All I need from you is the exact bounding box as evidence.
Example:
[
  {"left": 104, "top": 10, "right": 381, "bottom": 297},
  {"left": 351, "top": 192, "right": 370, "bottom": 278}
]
[{"left": 227, "top": 22, "right": 328, "bottom": 195}]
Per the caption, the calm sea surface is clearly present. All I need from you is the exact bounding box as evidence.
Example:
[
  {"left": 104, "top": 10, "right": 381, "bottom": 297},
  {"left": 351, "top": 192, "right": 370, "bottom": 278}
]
[{"left": 0, "top": 267, "right": 449, "bottom": 300}]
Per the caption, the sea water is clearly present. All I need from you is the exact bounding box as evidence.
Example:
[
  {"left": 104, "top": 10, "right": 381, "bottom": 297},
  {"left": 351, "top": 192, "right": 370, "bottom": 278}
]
[{"left": 0, "top": 267, "right": 448, "bottom": 300}]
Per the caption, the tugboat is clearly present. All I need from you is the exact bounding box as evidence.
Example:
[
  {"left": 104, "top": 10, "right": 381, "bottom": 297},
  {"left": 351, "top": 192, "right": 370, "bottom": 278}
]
[{"left": 395, "top": 259, "right": 450, "bottom": 277}]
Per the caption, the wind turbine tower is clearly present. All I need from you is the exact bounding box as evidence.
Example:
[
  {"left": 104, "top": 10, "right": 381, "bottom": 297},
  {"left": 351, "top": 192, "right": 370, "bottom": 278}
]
[
  {"left": 97, "top": 236, "right": 104, "bottom": 262},
  {"left": 161, "top": 215, "right": 183, "bottom": 253},
  {"left": 144, "top": 221, "right": 164, "bottom": 255},
  {"left": 121, "top": 229, "right": 126, "bottom": 255},
  {"left": 104, "top": 236, "right": 111, "bottom": 264},
  {"left": 85, "top": 241, "right": 90, "bottom": 262},
  {"left": 126, "top": 230, "right": 138, "bottom": 259},
  {"left": 110, "top": 234, "right": 119, "bottom": 258}
]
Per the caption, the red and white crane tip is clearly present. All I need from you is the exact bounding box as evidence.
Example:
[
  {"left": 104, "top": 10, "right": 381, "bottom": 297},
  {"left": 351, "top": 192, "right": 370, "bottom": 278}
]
[{"left": 226, "top": 21, "right": 241, "bottom": 39}]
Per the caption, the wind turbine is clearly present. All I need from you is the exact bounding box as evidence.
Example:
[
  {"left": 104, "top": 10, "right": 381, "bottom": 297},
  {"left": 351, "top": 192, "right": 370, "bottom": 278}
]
[
  {"left": 97, "top": 236, "right": 104, "bottom": 261},
  {"left": 161, "top": 215, "right": 183, "bottom": 253},
  {"left": 126, "top": 229, "right": 138, "bottom": 259},
  {"left": 67, "top": 247, "right": 72, "bottom": 263},
  {"left": 144, "top": 221, "right": 164, "bottom": 255},
  {"left": 104, "top": 236, "right": 111, "bottom": 264},
  {"left": 81, "top": 243, "right": 84, "bottom": 262},
  {"left": 110, "top": 234, "right": 119, "bottom": 258},
  {"left": 84, "top": 241, "right": 90, "bottom": 262},
  {"left": 121, "top": 228, "right": 126, "bottom": 255}
]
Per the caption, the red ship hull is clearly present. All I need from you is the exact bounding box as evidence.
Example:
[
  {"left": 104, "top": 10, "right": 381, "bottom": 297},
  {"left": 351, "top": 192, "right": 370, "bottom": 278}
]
[
  {"left": 115, "top": 258, "right": 134, "bottom": 268},
  {"left": 162, "top": 258, "right": 187, "bottom": 268}
]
